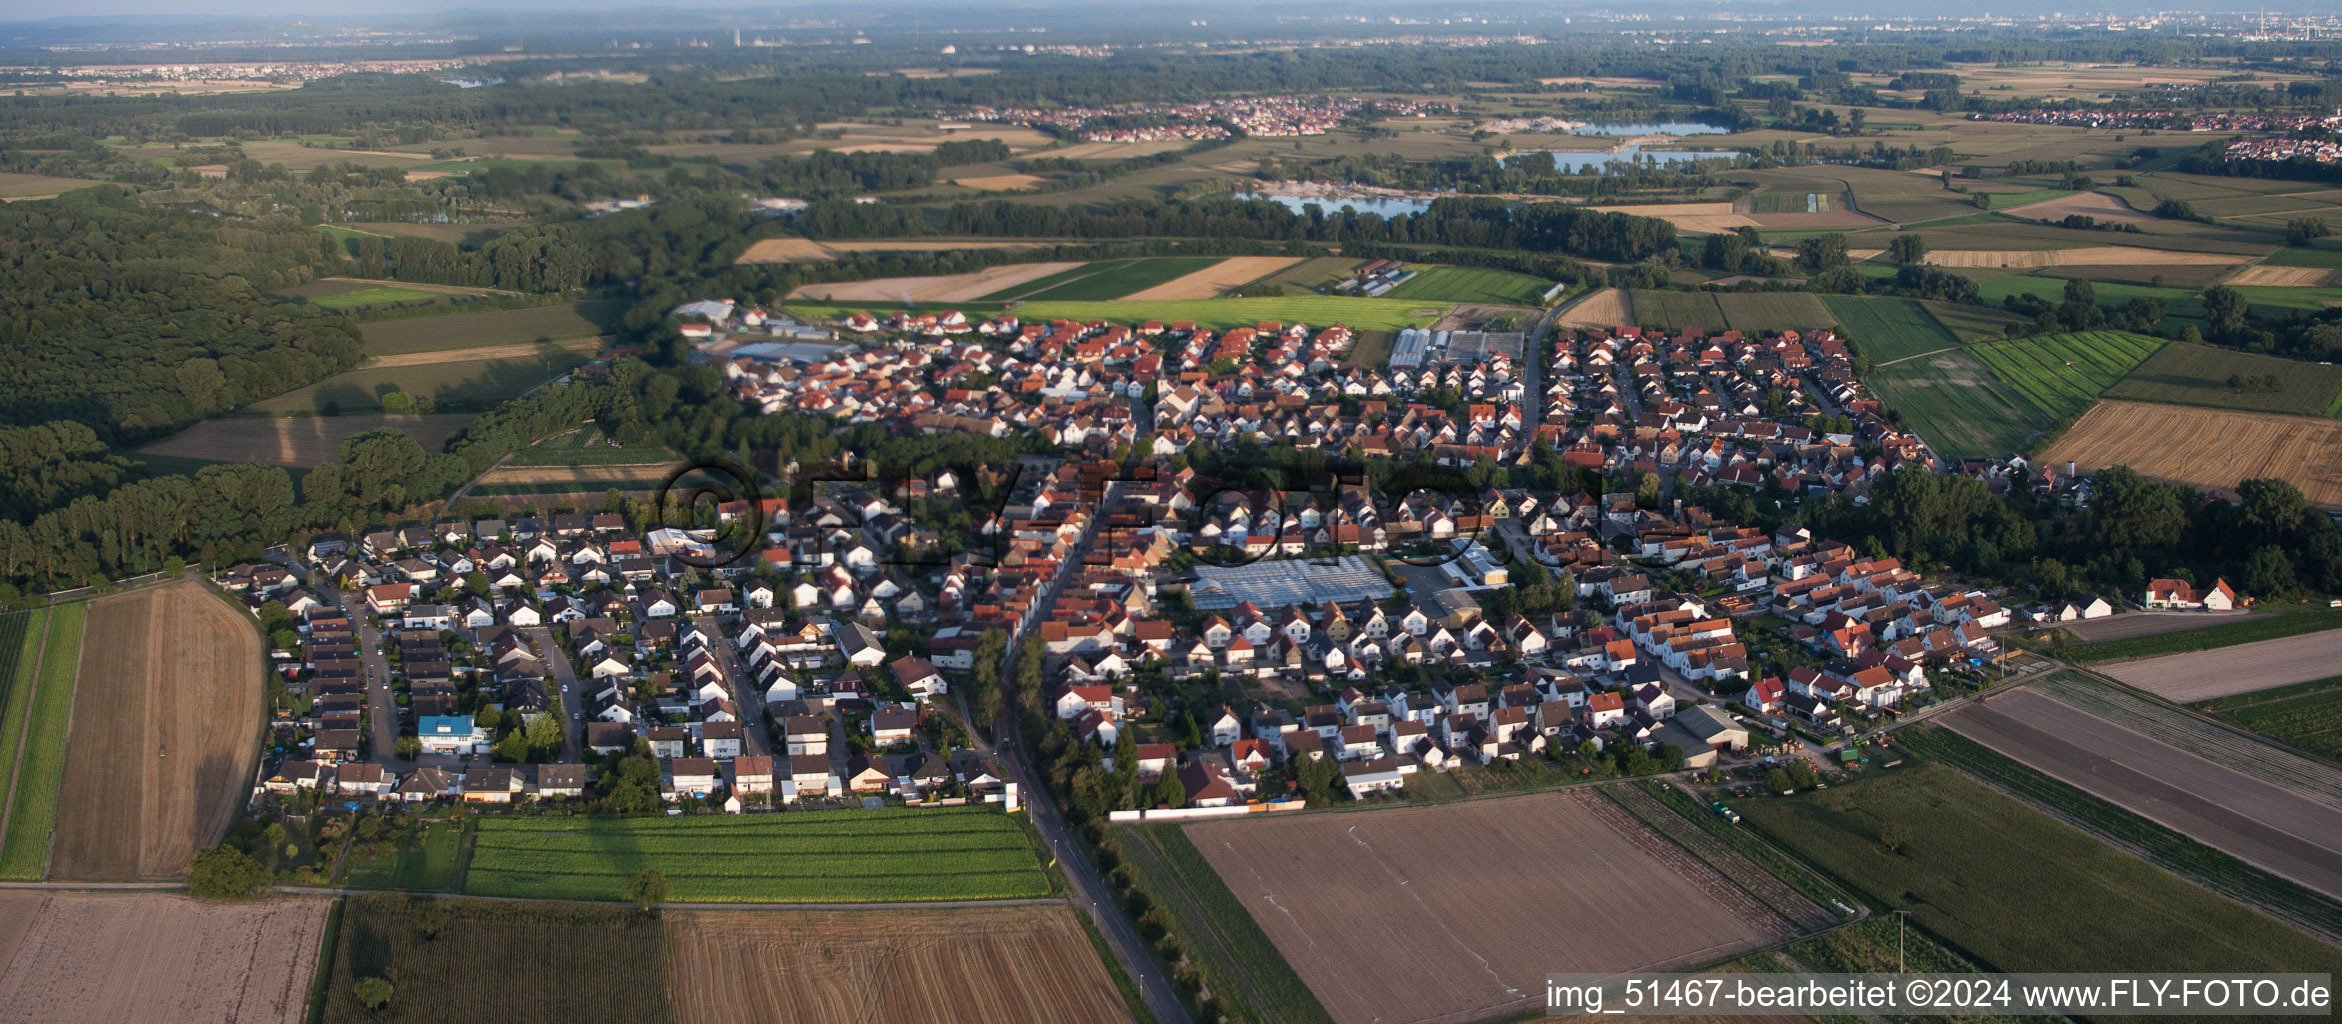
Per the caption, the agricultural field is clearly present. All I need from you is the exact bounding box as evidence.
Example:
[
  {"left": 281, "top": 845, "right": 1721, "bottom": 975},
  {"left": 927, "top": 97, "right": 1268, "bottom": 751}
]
[
  {"left": 2098, "top": 626, "right": 2342, "bottom": 701},
  {"left": 1008, "top": 296, "right": 1449, "bottom": 332},
  {"left": 248, "top": 348, "right": 592, "bottom": 415},
  {"left": 0, "top": 172, "right": 101, "bottom": 199},
  {"left": 2042, "top": 402, "right": 2342, "bottom": 508},
  {"left": 359, "top": 300, "right": 627, "bottom": 356},
  {"left": 322, "top": 894, "right": 668, "bottom": 1024},
  {"left": 1181, "top": 789, "right": 1799, "bottom": 1024},
  {"left": 2196, "top": 676, "right": 2342, "bottom": 764},
  {"left": 1555, "top": 286, "right": 1632, "bottom": 330},
  {"left": 1866, "top": 347, "right": 2049, "bottom": 461},
  {"left": 1383, "top": 265, "right": 1551, "bottom": 305},
  {"left": 2262, "top": 246, "right": 2342, "bottom": 269},
  {"left": 0, "top": 604, "right": 81, "bottom": 881},
  {"left": 1632, "top": 290, "right": 1830, "bottom": 335},
  {"left": 2103, "top": 343, "right": 2342, "bottom": 418},
  {"left": 1244, "top": 255, "right": 1360, "bottom": 295},
  {"left": 302, "top": 285, "right": 448, "bottom": 309},
  {"left": 137, "top": 413, "right": 475, "bottom": 470},
  {"left": 1738, "top": 760, "right": 2342, "bottom": 982},
  {"left": 1967, "top": 330, "right": 2165, "bottom": 422},
  {"left": 1943, "top": 686, "right": 2342, "bottom": 902},
  {"left": 1017, "top": 257, "right": 1222, "bottom": 301},
  {"left": 49, "top": 583, "right": 263, "bottom": 882},
  {"left": 1919, "top": 299, "right": 2032, "bottom": 342},
  {"left": 2065, "top": 607, "right": 2342, "bottom": 665},
  {"left": 794, "top": 261, "right": 1083, "bottom": 303},
  {"left": 461, "top": 807, "right": 1051, "bottom": 903},
  {"left": 1117, "top": 823, "right": 1333, "bottom": 1024},
  {"left": 667, "top": 905, "right": 1132, "bottom": 1024},
  {"left": 0, "top": 892, "right": 329, "bottom": 1024},
  {"left": 1821, "top": 295, "right": 1960, "bottom": 363},
  {"left": 499, "top": 430, "right": 676, "bottom": 468},
  {"left": 1122, "top": 255, "right": 1306, "bottom": 300}
]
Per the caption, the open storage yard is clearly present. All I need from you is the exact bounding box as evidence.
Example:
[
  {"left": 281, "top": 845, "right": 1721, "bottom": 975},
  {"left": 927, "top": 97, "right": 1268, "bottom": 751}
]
[
  {"left": 2098, "top": 627, "right": 2342, "bottom": 701},
  {"left": 1738, "top": 760, "right": 2342, "bottom": 984},
  {"left": 461, "top": 806, "right": 1050, "bottom": 902},
  {"left": 1943, "top": 686, "right": 2342, "bottom": 901},
  {"left": 2041, "top": 401, "right": 2342, "bottom": 508},
  {"left": 137, "top": 413, "right": 475, "bottom": 469},
  {"left": 49, "top": 582, "right": 263, "bottom": 881},
  {"left": 0, "top": 892, "right": 328, "bottom": 1024},
  {"left": 667, "top": 905, "right": 1130, "bottom": 1024},
  {"left": 323, "top": 893, "right": 667, "bottom": 1024},
  {"left": 1183, "top": 789, "right": 1799, "bottom": 1024}
]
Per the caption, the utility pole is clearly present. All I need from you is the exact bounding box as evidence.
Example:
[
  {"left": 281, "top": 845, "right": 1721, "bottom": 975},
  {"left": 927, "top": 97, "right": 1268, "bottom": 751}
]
[{"left": 1894, "top": 910, "right": 1912, "bottom": 972}]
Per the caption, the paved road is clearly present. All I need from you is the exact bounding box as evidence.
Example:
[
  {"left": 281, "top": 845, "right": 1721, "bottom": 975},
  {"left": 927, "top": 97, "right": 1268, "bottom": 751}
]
[
  {"left": 992, "top": 477, "right": 1192, "bottom": 1024},
  {"left": 265, "top": 552, "right": 413, "bottom": 771},
  {"left": 690, "top": 614, "right": 771, "bottom": 758},
  {"left": 524, "top": 627, "right": 586, "bottom": 763}
]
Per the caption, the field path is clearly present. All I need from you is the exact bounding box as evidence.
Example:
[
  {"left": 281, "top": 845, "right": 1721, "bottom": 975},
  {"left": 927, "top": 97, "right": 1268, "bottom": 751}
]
[
  {"left": 1875, "top": 345, "right": 1963, "bottom": 367},
  {"left": 0, "top": 611, "right": 51, "bottom": 850}
]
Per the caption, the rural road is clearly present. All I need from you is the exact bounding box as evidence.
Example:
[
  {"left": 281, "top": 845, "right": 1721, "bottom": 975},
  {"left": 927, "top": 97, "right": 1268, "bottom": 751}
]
[
  {"left": 265, "top": 552, "right": 414, "bottom": 771},
  {"left": 524, "top": 627, "right": 587, "bottom": 763},
  {"left": 993, "top": 475, "right": 1195, "bottom": 1024},
  {"left": 691, "top": 613, "right": 772, "bottom": 758}
]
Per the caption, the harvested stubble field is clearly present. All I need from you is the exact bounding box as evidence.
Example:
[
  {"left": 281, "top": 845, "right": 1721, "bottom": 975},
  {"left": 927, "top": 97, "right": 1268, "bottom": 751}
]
[
  {"left": 0, "top": 172, "right": 99, "bottom": 199},
  {"left": 735, "top": 237, "right": 838, "bottom": 264},
  {"left": 1120, "top": 255, "right": 1304, "bottom": 300},
  {"left": 2000, "top": 190, "right": 2162, "bottom": 227},
  {"left": 0, "top": 892, "right": 328, "bottom": 1024},
  {"left": 667, "top": 905, "right": 1130, "bottom": 1024},
  {"left": 324, "top": 893, "right": 668, "bottom": 1024},
  {"left": 137, "top": 414, "right": 475, "bottom": 470},
  {"left": 790, "top": 261, "right": 1084, "bottom": 303},
  {"left": 1556, "top": 287, "right": 1632, "bottom": 330},
  {"left": 1586, "top": 202, "right": 1757, "bottom": 233},
  {"left": 2100, "top": 629, "right": 2342, "bottom": 702},
  {"left": 2041, "top": 401, "right": 2342, "bottom": 508},
  {"left": 951, "top": 173, "right": 1051, "bottom": 191},
  {"left": 50, "top": 582, "right": 262, "bottom": 881},
  {"left": 1945, "top": 688, "right": 2342, "bottom": 900},
  {"left": 1184, "top": 789, "right": 1796, "bottom": 1024},
  {"left": 2227, "top": 265, "right": 2332, "bottom": 287},
  {"left": 1922, "top": 246, "right": 2247, "bottom": 269}
]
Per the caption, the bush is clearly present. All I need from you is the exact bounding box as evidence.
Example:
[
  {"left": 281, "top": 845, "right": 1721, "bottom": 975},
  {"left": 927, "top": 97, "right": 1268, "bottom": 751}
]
[{"left": 188, "top": 844, "right": 269, "bottom": 899}]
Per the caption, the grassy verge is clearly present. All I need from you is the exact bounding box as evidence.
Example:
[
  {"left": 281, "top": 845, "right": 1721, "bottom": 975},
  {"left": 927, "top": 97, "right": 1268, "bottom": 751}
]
[
  {"left": 0, "top": 602, "right": 83, "bottom": 879},
  {"left": 2065, "top": 608, "right": 2342, "bottom": 662},
  {"left": 305, "top": 896, "right": 346, "bottom": 1024},
  {"left": 2193, "top": 675, "right": 2342, "bottom": 764},
  {"left": 1073, "top": 904, "right": 1161, "bottom": 1024},
  {"left": 1893, "top": 724, "right": 2342, "bottom": 941},
  {"left": 1630, "top": 780, "right": 1862, "bottom": 919}
]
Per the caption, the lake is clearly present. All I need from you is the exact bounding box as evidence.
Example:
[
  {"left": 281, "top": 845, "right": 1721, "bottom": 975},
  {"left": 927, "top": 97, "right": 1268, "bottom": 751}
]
[
  {"left": 1235, "top": 191, "right": 1435, "bottom": 217},
  {"left": 1502, "top": 144, "right": 1745, "bottom": 171},
  {"left": 1571, "top": 121, "right": 1731, "bottom": 137}
]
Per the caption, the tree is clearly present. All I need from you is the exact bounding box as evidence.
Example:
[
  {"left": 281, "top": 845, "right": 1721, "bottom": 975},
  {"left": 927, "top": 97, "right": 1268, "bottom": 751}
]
[
  {"left": 395, "top": 736, "right": 422, "bottom": 759},
  {"left": 1636, "top": 471, "right": 1661, "bottom": 509},
  {"left": 188, "top": 845, "right": 269, "bottom": 898},
  {"left": 354, "top": 977, "right": 394, "bottom": 1012},
  {"left": 2201, "top": 285, "right": 2248, "bottom": 339},
  {"left": 2245, "top": 545, "right": 2296, "bottom": 597},
  {"left": 1155, "top": 771, "right": 1187, "bottom": 809},
  {"left": 1878, "top": 822, "right": 1912, "bottom": 854},
  {"left": 2062, "top": 278, "right": 2096, "bottom": 308},
  {"left": 411, "top": 899, "right": 448, "bottom": 940},
  {"left": 1796, "top": 233, "right": 1848, "bottom": 272},
  {"left": 626, "top": 868, "right": 670, "bottom": 911},
  {"left": 1886, "top": 233, "right": 1927, "bottom": 266}
]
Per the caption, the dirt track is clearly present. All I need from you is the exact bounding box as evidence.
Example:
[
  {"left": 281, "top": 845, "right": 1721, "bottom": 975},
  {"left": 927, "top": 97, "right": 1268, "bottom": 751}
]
[
  {"left": 1945, "top": 689, "right": 2342, "bottom": 899},
  {"left": 50, "top": 583, "right": 263, "bottom": 881},
  {"left": 0, "top": 892, "right": 327, "bottom": 1024},
  {"left": 665, "top": 905, "right": 1129, "bottom": 1024},
  {"left": 1186, "top": 789, "right": 1791, "bottom": 1024},
  {"left": 2100, "top": 629, "right": 2342, "bottom": 701}
]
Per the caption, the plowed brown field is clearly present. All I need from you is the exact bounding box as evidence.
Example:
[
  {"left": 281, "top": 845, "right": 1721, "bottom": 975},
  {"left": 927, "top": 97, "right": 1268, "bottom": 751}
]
[
  {"left": 2042, "top": 400, "right": 2342, "bottom": 507},
  {"left": 0, "top": 892, "right": 328, "bottom": 1024},
  {"left": 1185, "top": 789, "right": 1794, "bottom": 1024},
  {"left": 666, "top": 904, "right": 1131, "bottom": 1024},
  {"left": 49, "top": 582, "right": 263, "bottom": 881}
]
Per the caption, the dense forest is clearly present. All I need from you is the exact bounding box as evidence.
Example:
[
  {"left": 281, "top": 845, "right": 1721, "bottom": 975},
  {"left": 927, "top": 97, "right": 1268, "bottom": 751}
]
[{"left": 0, "top": 188, "right": 363, "bottom": 442}]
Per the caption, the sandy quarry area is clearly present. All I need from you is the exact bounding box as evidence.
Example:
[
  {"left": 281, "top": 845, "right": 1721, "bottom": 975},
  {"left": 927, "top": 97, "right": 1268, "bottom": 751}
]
[
  {"left": 1947, "top": 688, "right": 2342, "bottom": 899},
  {"left": 1924, "top": 246, "right": 2248, "bottom": 268},
  {"left": 1119, "top": 256, "right": 1304, "bottom": 301},
  {"left": 791, "top": 261, "right": 1084, "bottom": 303},
  {"left": 0, "top": 892, "right": 329, "bottom": 1024}
]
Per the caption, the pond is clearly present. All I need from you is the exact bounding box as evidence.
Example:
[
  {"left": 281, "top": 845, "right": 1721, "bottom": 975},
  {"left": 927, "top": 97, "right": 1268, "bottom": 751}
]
[
  {"left": 1570, "top": 121, "right": 1731, "bottom": 137},
  {"left": 1235, "top": 191, "right": 1435, "bottom": 217},
  {"left": 1501, "top": 144, "right": 1745, "bottom": 172}
]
